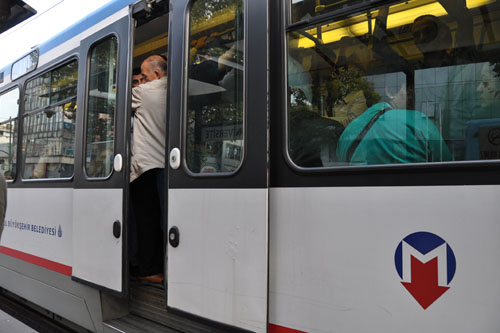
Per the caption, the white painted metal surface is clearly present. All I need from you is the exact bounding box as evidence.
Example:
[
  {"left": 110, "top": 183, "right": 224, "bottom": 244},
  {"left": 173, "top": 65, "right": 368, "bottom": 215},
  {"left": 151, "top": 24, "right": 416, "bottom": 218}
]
[
  {"left": 72, "top": 188, "right": 123, "bottom": 292},
  {"left": 1, "top": 188, "right": 73, "bottom": 266},
  {"left": 269, "top": 186, "right": 500, "bottom": 332},
  {"left": 168, "top": 188, "right": 268, "bottom": 332},
  {"left": 38, "top": 7, "right": 130, "bottom": 68}
]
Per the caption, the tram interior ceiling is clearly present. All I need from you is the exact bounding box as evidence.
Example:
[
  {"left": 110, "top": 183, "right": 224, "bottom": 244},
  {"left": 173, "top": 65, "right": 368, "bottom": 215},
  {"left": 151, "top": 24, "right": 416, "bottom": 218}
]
[
  {"left": 133, "top": 1, "right": 170, "bottom": 67},
  {"left": 0, "top": 0, "right": 36, "bottom": 34},
  {"left": 133, "top": 0, "right": 169, "bottom": 26}
]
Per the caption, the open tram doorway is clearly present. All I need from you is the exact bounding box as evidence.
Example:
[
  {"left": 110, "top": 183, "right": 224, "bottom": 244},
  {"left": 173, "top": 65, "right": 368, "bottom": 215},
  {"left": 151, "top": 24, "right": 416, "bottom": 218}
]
[
  {"left": 122, "top": 0, "right": 269, "bottom": 331},
  {"left": 128, "top": 0, "right": 170, "bottom": 316}
]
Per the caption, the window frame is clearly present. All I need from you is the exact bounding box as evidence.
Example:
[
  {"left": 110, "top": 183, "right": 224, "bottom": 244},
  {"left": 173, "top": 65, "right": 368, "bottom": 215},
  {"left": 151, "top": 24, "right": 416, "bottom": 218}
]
[
  {"left": 283, "top": 0, "right": 500, "bottom": 174},
  {"left": 11, "top": 49, "right": 39, "bottom": 81},
  {"left": 21, "top": 56, "right": 79, "bottom": 182},
  {"left": 82, "top": 33, "right": 120, "bottom": 181},
  {"left": 0, "top": 85, "right": 21, "bottom": 182},
  {"left": 181, "top": 0, "right": 248, "bottom": 178}
]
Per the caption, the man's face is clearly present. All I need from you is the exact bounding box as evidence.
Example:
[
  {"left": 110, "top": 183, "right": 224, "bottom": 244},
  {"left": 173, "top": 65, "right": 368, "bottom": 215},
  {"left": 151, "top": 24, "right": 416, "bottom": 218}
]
[
  {"left": 412, "top": 19, "right": 440, "bottom": 54},
  {"left": 477, "top": 63, "right": 500, "bottom": 109},
  {"left": 140, "top": 62, "right": 158, "bottom": 83},
  {"left": 132, "top": 74, "right": 143, "bottom": 87}
]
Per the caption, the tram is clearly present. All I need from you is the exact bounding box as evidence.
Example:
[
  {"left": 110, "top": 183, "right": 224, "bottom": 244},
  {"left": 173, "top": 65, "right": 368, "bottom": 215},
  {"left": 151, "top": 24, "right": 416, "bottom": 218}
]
[{"left": 0, "top": 0, "right": 499, "bottom": 332}]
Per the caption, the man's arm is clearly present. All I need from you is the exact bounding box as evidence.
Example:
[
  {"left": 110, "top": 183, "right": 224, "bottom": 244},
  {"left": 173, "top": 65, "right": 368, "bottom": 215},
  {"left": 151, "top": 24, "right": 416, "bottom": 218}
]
[{"left": 131, "top": 86, "right": 143, "bottom": 111}]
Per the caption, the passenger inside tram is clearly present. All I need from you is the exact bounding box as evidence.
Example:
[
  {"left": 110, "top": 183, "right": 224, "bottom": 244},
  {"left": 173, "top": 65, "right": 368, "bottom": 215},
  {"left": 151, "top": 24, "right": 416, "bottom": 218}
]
[
  {"left": 465, "top": 61, "right": 500, "bottom": 159},
  {"left": 129, "top": 55, "right": 167, "bottom": 284},
  {"left": 132, "top": 68, "right": 144, "bottom": 88},
  {"left": 336, "top": 80, "right": 452, "bottom": 164},
  {"left": 129, "top": 7, "right": 170, "bottom": 284},
  {"left": 127, "top": 0, "right": 247, "bottom": 284},
  {"left": 287, "top": 0, "right": 500, "bottom": 167}
]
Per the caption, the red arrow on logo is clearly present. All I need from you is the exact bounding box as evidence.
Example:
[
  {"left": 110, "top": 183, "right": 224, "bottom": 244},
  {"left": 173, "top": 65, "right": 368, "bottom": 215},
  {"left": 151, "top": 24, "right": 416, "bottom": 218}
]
[{"left": 401, "top": 256, "right": 450, "bottom": 309}]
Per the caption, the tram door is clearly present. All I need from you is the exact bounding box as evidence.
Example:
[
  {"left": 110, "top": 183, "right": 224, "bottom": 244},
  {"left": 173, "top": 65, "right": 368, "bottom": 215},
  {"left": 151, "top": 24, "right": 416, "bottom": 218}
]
[
  {"left": 72, "top": 14, "right": 131, "bottom": 293},
  {"left": 166, "top": 0, "right": 268, "bottom": 331}
]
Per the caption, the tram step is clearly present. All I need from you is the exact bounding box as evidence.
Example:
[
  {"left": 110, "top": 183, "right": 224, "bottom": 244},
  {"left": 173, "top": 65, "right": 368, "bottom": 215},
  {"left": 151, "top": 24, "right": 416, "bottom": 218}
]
[
  {"left": 129, "top": 281, "right": 231, "bottom": 332},
  {"left": 103, "top": 314, "right": 179, "bottom": 332},
  {"left": 130, "top": 281, "right": 166, "bottom": 310}
]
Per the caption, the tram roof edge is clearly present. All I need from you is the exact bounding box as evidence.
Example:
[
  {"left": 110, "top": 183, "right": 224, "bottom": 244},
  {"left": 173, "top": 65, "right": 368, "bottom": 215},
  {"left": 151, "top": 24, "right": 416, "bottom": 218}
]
[{"left": 0, "top": 0, "right": 139, "bottom": 81}]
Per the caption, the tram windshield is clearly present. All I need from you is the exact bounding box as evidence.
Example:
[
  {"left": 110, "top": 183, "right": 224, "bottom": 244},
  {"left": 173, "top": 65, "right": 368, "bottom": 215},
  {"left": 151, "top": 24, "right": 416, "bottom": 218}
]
[{"left": 287, "top": 0, "right": 500, "bottom": 167}]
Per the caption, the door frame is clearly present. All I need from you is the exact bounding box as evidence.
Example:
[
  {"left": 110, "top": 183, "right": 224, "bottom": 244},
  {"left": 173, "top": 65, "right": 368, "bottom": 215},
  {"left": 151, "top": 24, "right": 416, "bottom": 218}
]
[
  {"left": 165, "top": 0, "right": 269, "bottom": 330},
  {"left": 71, "top": 11, "right": 132, "bottom": 295}
]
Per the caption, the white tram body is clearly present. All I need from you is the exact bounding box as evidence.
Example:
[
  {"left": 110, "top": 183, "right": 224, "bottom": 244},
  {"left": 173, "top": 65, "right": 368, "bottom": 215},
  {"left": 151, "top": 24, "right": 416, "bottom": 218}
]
[{"left": 0, "top": 0, "right": 499, "bottom": 332}]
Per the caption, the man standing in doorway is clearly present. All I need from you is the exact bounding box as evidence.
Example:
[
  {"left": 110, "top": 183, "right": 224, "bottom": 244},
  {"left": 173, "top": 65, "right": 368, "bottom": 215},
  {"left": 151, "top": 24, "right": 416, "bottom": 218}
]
[{"left": 130, "top": 55, "right": 167, "bottom": 283}]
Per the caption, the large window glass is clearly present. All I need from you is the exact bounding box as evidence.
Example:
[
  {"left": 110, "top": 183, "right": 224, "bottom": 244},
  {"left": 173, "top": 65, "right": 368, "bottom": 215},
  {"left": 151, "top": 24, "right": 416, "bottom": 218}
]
[
  {"left": 23, "top": 60, "right": 77, "bottom": 179},
  {"left": 287, "top": 0, "right": 500, "bottom": 167},
  {"left": 0, "top": 88, "right": 19, "bottom": 180},
  {"left": 186, "top": 0, "right": 244, "bottom": 174},
  {"left": 85, "top": 37, "right": 118, "bottom": 178}
]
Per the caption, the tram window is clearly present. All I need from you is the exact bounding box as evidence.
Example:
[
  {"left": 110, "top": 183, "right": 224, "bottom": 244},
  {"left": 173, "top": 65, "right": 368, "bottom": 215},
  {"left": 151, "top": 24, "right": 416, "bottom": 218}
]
[
  {"left": 0, "top": 88, "right": 19, "bottom": 180},
  {"left": 186, "top": 0, "right": 245, "bottom": 174},
  {"left": 25, "top": 71, "right": 50, "bottom": 112},
  {"left": 23, "top": 60, "right": 77, "bottom": 179},
  {"left": 85, "top": 36, "right": 118, "bottom": 178},
  {"left": 11, "top": 50, "right": 38, "bottom": 81},
  {"left": 286, "top": 0, "right": 500, "bottom": 168}
]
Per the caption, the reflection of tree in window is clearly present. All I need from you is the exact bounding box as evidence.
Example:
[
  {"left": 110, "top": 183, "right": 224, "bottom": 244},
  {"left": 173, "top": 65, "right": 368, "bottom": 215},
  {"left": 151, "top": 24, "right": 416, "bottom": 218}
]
[
  {"left": 0, "top": 89, "right": 18, "bottom": 179},
  {"left": 288, "top": 32, "right": 381, "bottom": 167},
  {"left": 325, "top": 66, "right": 380, "bottom": 123},
  {"left": 85, "top": 37, "right": 117, "bottom": 178},
  {"left": 22, "top": 61, "right": 77, "bottom": 179}
]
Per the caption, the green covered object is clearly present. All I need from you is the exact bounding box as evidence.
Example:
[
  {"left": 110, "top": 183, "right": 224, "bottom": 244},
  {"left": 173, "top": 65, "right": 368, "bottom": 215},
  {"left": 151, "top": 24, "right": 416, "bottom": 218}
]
[{"left": 337, "top": 102, "right": 452, "bottom": 165}]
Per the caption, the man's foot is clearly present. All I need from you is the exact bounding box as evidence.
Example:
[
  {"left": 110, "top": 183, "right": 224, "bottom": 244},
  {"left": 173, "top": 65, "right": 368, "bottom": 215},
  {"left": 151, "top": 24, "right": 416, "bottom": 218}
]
[{"left": 139, "top": 273, "right": 164, "bottom": 284}]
